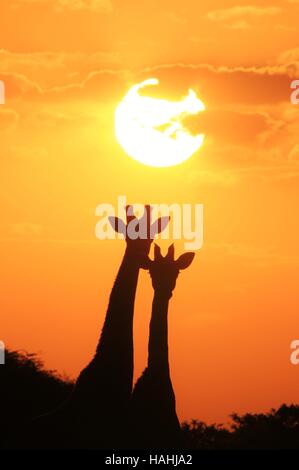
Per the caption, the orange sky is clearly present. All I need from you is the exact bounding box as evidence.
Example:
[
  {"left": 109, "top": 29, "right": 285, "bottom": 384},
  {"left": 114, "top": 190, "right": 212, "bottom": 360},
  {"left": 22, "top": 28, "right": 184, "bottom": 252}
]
[{"left": 1, "top": 0, "right": 299, "bottom": 425}]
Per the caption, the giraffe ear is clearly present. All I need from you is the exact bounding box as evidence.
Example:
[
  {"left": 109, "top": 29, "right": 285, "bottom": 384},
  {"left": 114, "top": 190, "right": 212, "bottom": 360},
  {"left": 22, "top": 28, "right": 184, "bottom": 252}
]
[
  {"left": 166, "top": 243, "right": 175, "bottom": 261},
  {"left": 151, "top": 216, "right": 170, "bottom": 237},
  {"left": 108, "top": 216, "right": 126, "bottom": 236},
  {"left": 176, "top": 252, "right": 195, "bottom": 270},
  {"left": 154, "top": 243, "right": 163, "bottom": 261}
]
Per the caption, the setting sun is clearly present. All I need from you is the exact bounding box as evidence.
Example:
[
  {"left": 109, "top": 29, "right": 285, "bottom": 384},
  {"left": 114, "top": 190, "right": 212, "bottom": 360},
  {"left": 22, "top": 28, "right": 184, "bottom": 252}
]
[{"left": 115, "top": 78, "right": 205, "bottom": 167}]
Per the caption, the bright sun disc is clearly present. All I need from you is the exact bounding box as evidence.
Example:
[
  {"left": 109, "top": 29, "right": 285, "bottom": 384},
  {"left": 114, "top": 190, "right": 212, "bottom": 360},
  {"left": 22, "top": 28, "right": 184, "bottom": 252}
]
[{"left": 115, "top": 78, "right": 205, "bottom": 167}]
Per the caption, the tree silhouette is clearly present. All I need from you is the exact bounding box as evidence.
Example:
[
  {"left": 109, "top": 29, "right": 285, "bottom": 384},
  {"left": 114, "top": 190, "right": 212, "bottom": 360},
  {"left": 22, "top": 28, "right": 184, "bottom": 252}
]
[
  {"left": 2, "top": 350, "right": 299, "bottom": 449},
  {"left": 0, "top": 349, "right": 73, "bottom": 448}
]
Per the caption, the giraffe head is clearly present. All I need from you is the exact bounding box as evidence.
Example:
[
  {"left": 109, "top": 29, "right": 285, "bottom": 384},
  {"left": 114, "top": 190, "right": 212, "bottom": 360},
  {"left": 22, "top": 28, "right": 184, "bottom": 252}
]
[
  {"left": 148, "top": 244, "right": 195, "bottom": 297},
  {"left": 108, "top": 205, "right": 170, "bottom": 267}
]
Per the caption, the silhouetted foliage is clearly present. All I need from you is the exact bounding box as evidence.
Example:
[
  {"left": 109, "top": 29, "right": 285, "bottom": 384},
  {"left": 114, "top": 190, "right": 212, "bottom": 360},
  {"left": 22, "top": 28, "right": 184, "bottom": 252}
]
[
  {"left": 182, "top": 406, "right": 299, "bottom": 449},
  {"left": 2, "top": 348, "right": 299, "bottom": 449},
  {"left": 0, "top": 349, "right": 73, "bottom": 447},
  {"left": 229, "top": 405, "right": 299, "bottom": 449},
  {"left": 182, "top": 420, "right": 231, "bottom": 449}
]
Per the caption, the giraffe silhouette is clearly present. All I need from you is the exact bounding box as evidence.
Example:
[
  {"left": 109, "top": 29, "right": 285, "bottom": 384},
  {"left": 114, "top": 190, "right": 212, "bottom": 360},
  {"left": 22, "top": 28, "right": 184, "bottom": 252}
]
[
  {"left": 11, "top": 205, "right": 169, "bottom": 449},
  {"left": 129, "top": 243, "right": 195, "bottom": 449},
  {"left": 69, "top": 205, "right": 169, "bottom": 448}
]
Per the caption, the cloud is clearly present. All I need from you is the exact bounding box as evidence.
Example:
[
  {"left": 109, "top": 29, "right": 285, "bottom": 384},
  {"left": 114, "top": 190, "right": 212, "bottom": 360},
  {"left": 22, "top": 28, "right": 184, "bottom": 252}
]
[
  {"left": 206, "top": 5, "right": 281, "bottom": 29},
  {"left": 1, "top": 60, "right": 294, "bottom": 107},
  {"left": 43, "top": 70, "right": 127, "bottom": 102},
  {"left": 186, "top": 109, "right": 283, "bottom": 145},
  {"left": 0, "top": 49, "right": 120, "bottom": 76},
  {"left": 0, "top": 72, "right": 43, "bottom": 100},
  {"left": 0, "top": 69, "right": 126, "bottom": 102},
  {"left": 13, "top": 0, "right": 113, "bottom": 13},
  {"left": 0, "top": 50, "right": 64, "bottom": 72},
  {"left": 141, "top": 63, "right": 293, "bottom": 106},
  {"left": 0, "top": 62, "right": 295, "bottom": 170},
  {"left": 0, "top": 60, "right": 296, "bottom": 175},
  {"left": 0, "top": 49, "right": 122, "bottom": 92}
]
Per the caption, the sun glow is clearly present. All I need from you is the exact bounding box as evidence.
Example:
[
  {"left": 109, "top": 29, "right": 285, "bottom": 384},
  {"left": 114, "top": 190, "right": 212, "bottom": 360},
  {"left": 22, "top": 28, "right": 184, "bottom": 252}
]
[{"left": 115, "top": 78, "right": 205, "bottom": 167}]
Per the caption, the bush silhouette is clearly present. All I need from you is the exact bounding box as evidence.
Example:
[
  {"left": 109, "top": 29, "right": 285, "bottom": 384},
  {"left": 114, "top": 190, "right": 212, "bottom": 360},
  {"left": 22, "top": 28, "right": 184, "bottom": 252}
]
[
  {"left": 229, "top": 405, "right": 299, "bottom": 449},
  {"left": 0, "top": 349, "right": 73, "bottom": 447},
  {"left": 182, "top": 405, "right": 299, "bottom": 449},
  {"left": 2, "top": 347, "right": 299, "bottom": 449},
  {"left": 182, "top": 420, "right": 232, "bottom": 449}
]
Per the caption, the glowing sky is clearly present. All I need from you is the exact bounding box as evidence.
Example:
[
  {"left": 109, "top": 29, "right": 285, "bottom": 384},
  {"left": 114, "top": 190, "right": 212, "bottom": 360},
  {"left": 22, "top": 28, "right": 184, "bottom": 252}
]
[{"left": 1, "top": 0, "right": 299, "bottom": 424}]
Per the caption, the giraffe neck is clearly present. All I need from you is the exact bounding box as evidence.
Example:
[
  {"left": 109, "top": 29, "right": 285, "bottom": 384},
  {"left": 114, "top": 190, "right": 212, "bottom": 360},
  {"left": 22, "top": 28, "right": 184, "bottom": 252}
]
[
  {"left": 75, "top": 246, "right": 141, "bottom": 404},
  {"left": 95, "top": 246, "right": 140, "bottom": 359},
  {"left": 148, "top": 290, "right": 172, "bottom": 376}
]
